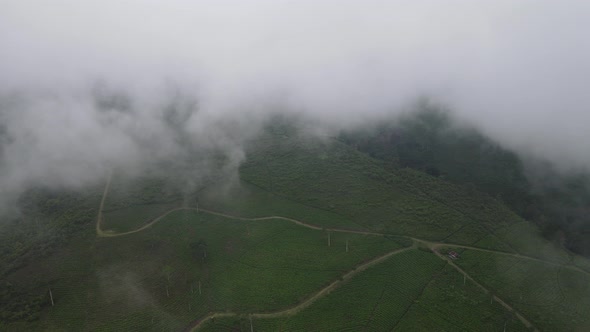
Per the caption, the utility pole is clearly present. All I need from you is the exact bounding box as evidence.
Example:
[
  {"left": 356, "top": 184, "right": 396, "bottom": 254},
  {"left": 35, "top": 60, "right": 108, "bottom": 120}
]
[{"left": 49, "top": 288, "right": 54, "bottom": 306}]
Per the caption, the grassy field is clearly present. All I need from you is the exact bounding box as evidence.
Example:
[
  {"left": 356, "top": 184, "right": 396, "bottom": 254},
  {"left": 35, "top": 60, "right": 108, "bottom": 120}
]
[
  {"left": 101, "top": 202, "right": 181, "bottom": 233},
  {"left": 393, "top": 264, "right": 529, "bottom": 332},
  {"left": 4, "top": 128, "right": 590, "bottom": 331},
  {"left": 198, "top": 181, "right": 362, "bottom": 230},
  {"left": 103, "top": 173, "right": 184, "bottom": 210},
  {"left": 4, "top": 208, "right": 409, "bottom": 331},
  {"left": 493, "top": 222, "right": 571, "bottom": 263},
  {"left": 240, "top": 133, "right": 520, "bottom": 244},
  {"left": 200, "top": 250, "right": 528, "bottom": 332},
  {"left": 455, "top": 250, "right": 590, "bottom": 331}
]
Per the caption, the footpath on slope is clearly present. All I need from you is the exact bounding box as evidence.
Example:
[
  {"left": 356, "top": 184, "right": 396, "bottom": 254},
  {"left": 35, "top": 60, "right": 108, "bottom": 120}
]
[
  {"left": 97, "top": 186, "right": 590, "bottom": 279},
  {"left": 95, "top": 171, "right": 112, "bottom": 236},
  {"left": 98, "top": 175, "right": 571, "bottom": 331},
  {"left": 432, "top": 248, "right": 539, "bottom": 331},
  {"left": 185, "top": 246, "right": 416, "bottom": 331}
]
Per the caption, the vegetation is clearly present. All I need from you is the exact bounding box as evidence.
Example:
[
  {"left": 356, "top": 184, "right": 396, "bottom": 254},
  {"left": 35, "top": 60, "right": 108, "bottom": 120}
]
[
  {"left": 200, "top": 250, "right": 528, "bottom": 331},
  {"left": 0, "top": 187, "right": 100, "bottom": 322},
  {"left": 340, "top": 105, "right": 590, "bottom": 256},
  {"left": 2, "top": 206, "right": 408, "bottom": 330},
  {"left": 3, "top": 120, "right": 590, "bottom": 331},
  {"left": 240, "top": 130, "right": 520, "bottom": 244},
  {"left": 101, "top": 202, "right": 180, "bottom": 233},
  {"left": 198, "top": 181, "right": 360, "bottom": 230},
  {"left": 456, "top": 250, "right": 590, "bottom": 331}
]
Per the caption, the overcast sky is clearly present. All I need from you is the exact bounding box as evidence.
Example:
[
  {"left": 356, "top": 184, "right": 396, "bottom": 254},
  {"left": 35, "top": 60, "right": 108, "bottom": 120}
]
[{"left": 1, "top": 1, "right": 590, "bottom": 206}]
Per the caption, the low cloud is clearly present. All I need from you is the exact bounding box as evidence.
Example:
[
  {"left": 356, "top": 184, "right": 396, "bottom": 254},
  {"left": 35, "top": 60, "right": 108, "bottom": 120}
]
[{"left": 1, "top": 1, "right": 590, "bottom": 207}]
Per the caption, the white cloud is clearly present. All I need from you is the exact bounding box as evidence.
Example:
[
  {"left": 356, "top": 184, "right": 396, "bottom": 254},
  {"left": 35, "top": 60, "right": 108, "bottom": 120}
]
[{"left": 1, "top": 0, "right": 590, "bottom": 203}]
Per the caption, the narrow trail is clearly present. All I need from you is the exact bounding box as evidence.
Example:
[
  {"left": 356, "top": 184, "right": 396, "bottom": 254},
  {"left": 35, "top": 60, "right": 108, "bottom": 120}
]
[
  {"left": 422, "top": 240, "right": 590, "bottom": 278},
  {"left": 97, "top": 206, "right": 381, "bottom": 238},
  {"left": 97, "top": 193, "right": 590, "bottom": 279},
  {"left": 185, "top": 246, "right": 415, "bottom": 331},
  {"left": 95, "top": 171, "right": 112, "bottom": 236},
  {"left": 431, "top": 250, "right": 539, "bottom": 331},
  {"left": 97, "top": 175, "right": 588, "bottom": 331}
]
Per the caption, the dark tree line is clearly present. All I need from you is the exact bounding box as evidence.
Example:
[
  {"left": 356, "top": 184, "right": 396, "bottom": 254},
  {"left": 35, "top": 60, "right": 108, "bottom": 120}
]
[{"left": 340, "top": 106, "right": 590, "bottom": 256}]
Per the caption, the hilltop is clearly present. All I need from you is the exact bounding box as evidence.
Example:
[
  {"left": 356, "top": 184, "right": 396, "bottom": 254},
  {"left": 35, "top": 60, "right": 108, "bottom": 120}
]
[{"left": 1, "top": 124, "right": 590, "bottom": 331}]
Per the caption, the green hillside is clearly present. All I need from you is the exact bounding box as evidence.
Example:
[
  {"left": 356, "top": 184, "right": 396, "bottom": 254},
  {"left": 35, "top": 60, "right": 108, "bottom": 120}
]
[
  {"left": 202, "top": 250, "right": 529, "bottom": 332},
  {"left": 2, "top": 127, "right": 590, "bottom": 331},
  {"left": 340, "top": 106, "right": 590, "bottom": 256}
]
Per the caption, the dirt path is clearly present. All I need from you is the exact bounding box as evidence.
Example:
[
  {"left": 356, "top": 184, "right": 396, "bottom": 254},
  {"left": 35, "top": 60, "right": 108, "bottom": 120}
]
[
  {"left": 97, "top": 175, "right": 572, "bottom": 331},
  {"left": 95, "top": 171, "right": 112, "bottom": 236},
  {"left": 183, "top": 239, "right": 539, "bottom": 332},
  {"left": 97, "top": 173, "right": 388, "bottom": 238},
  {"left": 420, "top": 240, "right": 590, "bottom": 278},
  {"left": 185, "top": 246, "right": 415, "bottom": 331},
  {"left": 430, "top": 247, "right": 539, "bottom": 331},
  {"left": 98, "top": 193, "right": 590, "bottom": 279}
]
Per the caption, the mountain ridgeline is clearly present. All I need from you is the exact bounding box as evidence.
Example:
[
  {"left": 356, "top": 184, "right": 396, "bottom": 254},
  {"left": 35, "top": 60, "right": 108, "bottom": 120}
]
[{"left": 340, "top": 107, "right": 590, "bottom": 256}]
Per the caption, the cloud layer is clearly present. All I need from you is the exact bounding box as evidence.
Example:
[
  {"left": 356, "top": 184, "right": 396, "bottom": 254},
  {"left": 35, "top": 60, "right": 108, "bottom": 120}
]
[{"left": 1, "top": 1, "right": 590, "bottom": 206}]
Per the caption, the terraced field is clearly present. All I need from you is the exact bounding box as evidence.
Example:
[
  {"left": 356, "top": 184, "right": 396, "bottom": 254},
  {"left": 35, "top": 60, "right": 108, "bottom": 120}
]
[
  {"left": 9, "top": 205, "right": 410, "bottom": 331},
  {"left": 240, "top": 134, "right": 522, "bottom": 243},
  {"left": 5, "top": 132, "right": 590, "bottom": 331},
  {"left": 200, "top": 250, "right": 529, "bottom": 332},
  {"left": 455, "top": 250, "right": 590, "bottom": 331}
]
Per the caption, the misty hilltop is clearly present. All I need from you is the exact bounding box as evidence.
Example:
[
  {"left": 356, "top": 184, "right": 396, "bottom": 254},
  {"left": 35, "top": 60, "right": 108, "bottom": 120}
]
[
  {"left": 3, "top": 121, "right": 590, "bottom": 331},
  {"left": 2, "top": 1, "right": 590, "bottom": 331},
  {"left": 2, "top": 1, "right": 590, "bottom": 204}
]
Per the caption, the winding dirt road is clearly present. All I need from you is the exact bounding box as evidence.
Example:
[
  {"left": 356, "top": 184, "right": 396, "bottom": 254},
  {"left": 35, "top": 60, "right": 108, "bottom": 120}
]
[
  {"left": 97, "top": 175, "right": 587, "bottom": 331},
  {"left": 185, "top": 246, "right": 416, "bottom": 331}
]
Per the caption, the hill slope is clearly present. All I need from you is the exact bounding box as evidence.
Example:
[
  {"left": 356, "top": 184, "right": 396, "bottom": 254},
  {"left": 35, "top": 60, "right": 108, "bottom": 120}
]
[{"left": 2, "top": 129, "right": 590, "bottom": 331}]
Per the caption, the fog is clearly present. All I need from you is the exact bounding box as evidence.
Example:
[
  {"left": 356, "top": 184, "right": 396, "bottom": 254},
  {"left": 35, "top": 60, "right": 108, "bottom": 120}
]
[{"left": 1, "top": 1, "right": 590, "bottom": 208}]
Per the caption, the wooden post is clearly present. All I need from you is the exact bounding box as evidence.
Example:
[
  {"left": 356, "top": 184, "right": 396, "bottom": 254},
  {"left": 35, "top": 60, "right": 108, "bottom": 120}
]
[{"left": 49, "top": 288, "right": 54, "bottom": 306}]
